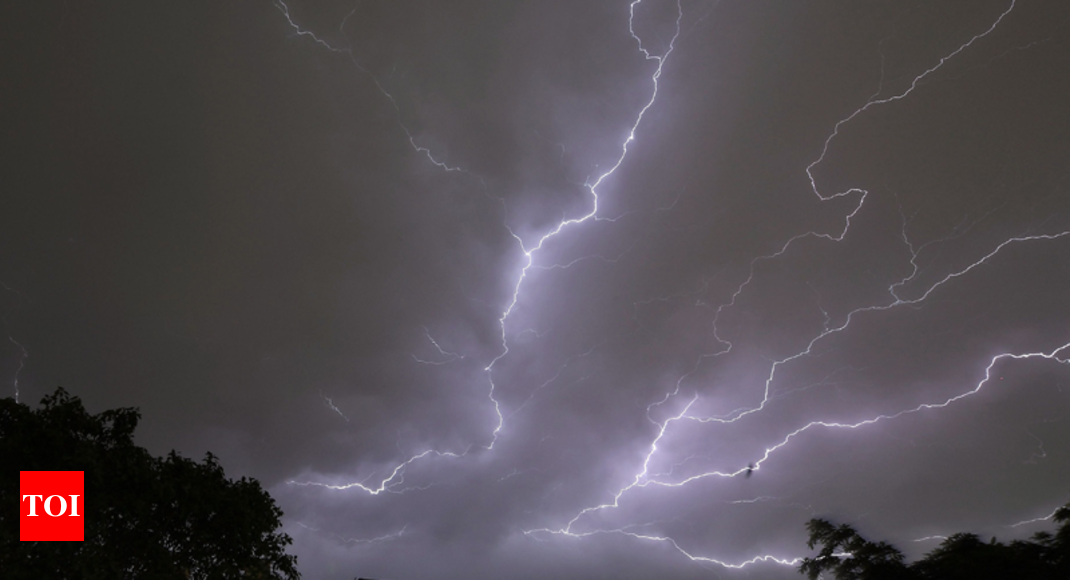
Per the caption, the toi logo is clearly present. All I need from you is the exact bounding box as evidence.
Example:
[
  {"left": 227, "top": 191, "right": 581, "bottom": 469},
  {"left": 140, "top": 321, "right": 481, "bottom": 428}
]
[{"left": 20, "top": 471, "right": 84, "bottom": 541}]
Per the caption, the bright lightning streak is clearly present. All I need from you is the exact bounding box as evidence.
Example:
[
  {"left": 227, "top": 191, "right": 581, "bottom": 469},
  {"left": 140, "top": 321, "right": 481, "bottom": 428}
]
[
  {"left": 320, "top": 391, "right": 349, "bottom": 422},
  {"left": 287, "top": 447, "right": 465, "bottom": 495},
  {"left": 525, "top": 395, "right": 697, "bottom": 531},
  {"left": 491, "top": 0, "right": 683, "bottom": 338},
  {"left": 411, "top": 327, "right": 465, "bottom": 366},
  {"left": 677, "top": 344, "right": 1069, "bottom": 486},
  {"left": 279, "top": 0, "right": 686, "bottom": 496},
  {"left": 689, "top": 230, "right": 1070, "bottom": 427},
  {"left": 526, "top": 527, "right": 802, "bottom": 571},
  {"left": 278, "top": 0, "right": 1066, "bottom": 573},
  {"left": 804, "top": 0, "right": 1020, "bottom": 203},
  {"left": 675, "top": 0, "right": 1025, "bottom": 428},
  {"left": 524, "top": 341, "right": 1070, "bottom": 554},
  {"left": 914, "top": 502, "right": 1065, "bottom": 543},
  {"left": 483, "top": 0, "right": 684, "bottom": 455},
  {"left": 912, "top": 535, "right": 949, "bottom": 543},
  {"left": 1010, "top": 506, "right": 1062, "bottom": 528},
  {"left": 523, "top": 1, "right": 1070, "bottom": 571}
]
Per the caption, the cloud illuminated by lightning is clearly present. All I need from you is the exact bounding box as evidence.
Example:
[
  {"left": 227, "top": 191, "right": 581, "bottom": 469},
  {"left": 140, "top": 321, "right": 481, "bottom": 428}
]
[
  {"left": 524, "top": 0, "right": 1070, "bottom": 570},
  {"left": 277, "top": 0, "right": 1069, "bottom": 573},
  {"left": 279, "top": 0, "right": 686, "bottom": 492}
]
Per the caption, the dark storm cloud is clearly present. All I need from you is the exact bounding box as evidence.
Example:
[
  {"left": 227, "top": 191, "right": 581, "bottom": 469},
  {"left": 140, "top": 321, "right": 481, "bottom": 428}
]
[{"left": 4, "top": 1, "right": 1070, "bottom": 578}]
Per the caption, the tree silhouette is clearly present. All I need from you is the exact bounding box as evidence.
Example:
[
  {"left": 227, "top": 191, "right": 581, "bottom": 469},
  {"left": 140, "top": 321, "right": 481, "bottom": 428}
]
[
  {"left": 800, "top": 502, "right": 1070, "bottom": 580},
  {"left": 1, "top": 388, "right": 301, "bottom": 579},
  {"left": 799, "top": 518, "right": 911, "bottom": 580}
]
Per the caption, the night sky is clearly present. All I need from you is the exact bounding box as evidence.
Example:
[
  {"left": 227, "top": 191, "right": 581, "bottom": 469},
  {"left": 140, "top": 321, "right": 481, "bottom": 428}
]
[{"left": 4, "top": 1, "right": 1070, "bottom": 578}]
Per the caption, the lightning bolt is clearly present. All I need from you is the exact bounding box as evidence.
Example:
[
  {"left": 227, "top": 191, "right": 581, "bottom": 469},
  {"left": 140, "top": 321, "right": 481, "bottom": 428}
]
[
  {"left": 288, "top": 447, "right": 466, "bottom": 495},
  {"left": 913, "top": 501, "right": 1065, "bottom": 544},
  {"left": 320, "top": 391, "right": 350, "bottom": 422},
  {"left": 912, "top": 535, "right": 949, "bottom": 543},
  {"left": 278, "top": 0, "right": 685, "bottom": 493},
  {"left": 482, "top": 0, "right": 684, "bottom": 452},
  {"left": 410, "top": 326, "right": 465, "bottom": 366},
  {"left": 526, "top": 0, "right": 1070, "bottom": 570},
  {"left": 277, "top": 0, "right": 1068, "bottom": 573},
  {"left": 1010, "top": 506, "right": 1062, "bottom": 528}
]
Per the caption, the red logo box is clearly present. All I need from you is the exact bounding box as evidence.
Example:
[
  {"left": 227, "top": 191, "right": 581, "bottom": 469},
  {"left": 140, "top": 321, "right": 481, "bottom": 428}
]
[{"left": 20, "top": 471, "right": 84, "bottom": 541}]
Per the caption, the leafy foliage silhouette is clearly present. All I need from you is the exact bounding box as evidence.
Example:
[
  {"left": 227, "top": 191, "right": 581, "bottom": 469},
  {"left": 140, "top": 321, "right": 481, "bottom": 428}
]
[
  {"left": 800, "top": 503, "right": 1070, "bottom": 580},
  {"left": 1, "top": 388, "right": 301, "bottom": 579}
]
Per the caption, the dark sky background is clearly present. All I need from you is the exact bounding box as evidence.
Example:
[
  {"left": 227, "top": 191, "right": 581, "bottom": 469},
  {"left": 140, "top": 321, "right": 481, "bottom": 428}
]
[{"left": 4, "top": 1, "right": 1070, "bottom": 578}]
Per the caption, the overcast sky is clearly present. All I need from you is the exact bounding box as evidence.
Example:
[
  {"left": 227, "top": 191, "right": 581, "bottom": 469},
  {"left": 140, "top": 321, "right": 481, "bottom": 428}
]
[{"left": 4, "top": 1, "right": 1070, "bottom": 578}]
